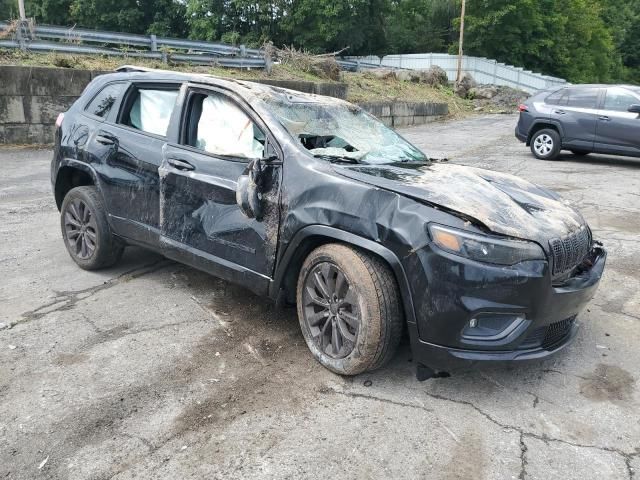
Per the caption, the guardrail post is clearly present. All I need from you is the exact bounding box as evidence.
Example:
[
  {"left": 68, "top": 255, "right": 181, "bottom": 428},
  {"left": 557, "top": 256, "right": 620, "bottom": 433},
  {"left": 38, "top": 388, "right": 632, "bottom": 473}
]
[
  {"left": 150, "top": 34, "right": 157, "bottom": 52},
  {"left": 16, "top": 20, "right": 28, "bottom": 51},
  {"left": 493, "top": 59, "right": 498, "bottom": 84},
  {"left": 239, "top": 44, "right": 246, "bottom": 57}
]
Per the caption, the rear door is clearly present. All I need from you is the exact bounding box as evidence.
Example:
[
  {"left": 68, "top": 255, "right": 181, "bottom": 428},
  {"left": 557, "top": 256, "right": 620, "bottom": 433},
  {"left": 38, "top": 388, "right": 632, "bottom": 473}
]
[
  {"left": 595, "top": 87, "right": 640, "bottom": 157},
  {"left": 547, "top": 87, "right": 601, "bottom": 151},
  {"left": 95, "top": 82, "right": 181, "bottom": 243},
  {"left": 158, "top": 84, "right": 282, "bottom": 293}
]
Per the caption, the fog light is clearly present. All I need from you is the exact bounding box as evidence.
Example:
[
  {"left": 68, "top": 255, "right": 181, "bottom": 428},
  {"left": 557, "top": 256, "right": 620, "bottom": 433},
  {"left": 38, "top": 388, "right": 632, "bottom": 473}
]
[{"left": 462, "top": 314, "right": 526, "bottom": 342}]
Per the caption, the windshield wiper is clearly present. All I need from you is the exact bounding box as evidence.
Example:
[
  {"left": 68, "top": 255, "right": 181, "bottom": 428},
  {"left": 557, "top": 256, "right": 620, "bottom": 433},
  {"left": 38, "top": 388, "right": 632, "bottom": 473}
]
[{"left": 313, "top": 154, "right": 361, "bottom": 164}]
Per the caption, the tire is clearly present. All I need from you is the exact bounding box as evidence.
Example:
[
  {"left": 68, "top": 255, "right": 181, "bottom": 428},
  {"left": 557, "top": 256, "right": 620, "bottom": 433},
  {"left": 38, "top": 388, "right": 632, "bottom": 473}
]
[
  {"left": 570, "top": 149, "right": 590, "bottom": 156},
  {"left": 530, "top": 128, "right": 561, "bottom": 160},
  {"left": 296, "top": 244, "right": 403, "bottom": 376},
  {"left": 60, "top": 186, "right": 124, "bottom": 270}
]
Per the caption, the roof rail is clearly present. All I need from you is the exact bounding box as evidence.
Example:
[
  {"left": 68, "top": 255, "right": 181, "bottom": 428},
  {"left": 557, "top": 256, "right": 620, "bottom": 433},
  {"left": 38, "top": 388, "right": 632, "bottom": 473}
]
[{"left": 115, "top": 65, "right": 181, "bottom": 74}]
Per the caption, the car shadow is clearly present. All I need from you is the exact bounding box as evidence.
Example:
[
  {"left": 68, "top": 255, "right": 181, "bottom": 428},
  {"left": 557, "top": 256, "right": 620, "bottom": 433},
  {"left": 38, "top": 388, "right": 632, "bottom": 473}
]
[{"left": 557, "top": 152, "right": 640, "bottom": 168}]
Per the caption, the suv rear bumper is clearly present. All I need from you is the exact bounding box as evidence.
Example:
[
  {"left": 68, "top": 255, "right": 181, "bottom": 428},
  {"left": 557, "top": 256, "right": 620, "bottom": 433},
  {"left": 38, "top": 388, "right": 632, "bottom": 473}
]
[
  {"left": 515, "top": 125, "right": 527, "bottom": 143},
  {"left": 408, "top": 246, "right": 606, "bottom": 374}
]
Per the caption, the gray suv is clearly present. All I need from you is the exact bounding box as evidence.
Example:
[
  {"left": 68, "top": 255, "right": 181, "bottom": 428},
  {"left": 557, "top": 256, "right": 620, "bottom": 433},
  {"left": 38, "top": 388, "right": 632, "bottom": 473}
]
[{"left": 516, "top": 84, "right": 640, "bottom": 160}]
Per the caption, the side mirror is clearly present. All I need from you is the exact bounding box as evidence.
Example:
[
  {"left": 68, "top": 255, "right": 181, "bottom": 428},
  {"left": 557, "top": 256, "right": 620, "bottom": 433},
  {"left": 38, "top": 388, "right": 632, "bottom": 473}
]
[
  {"left": 236, "top": 158, "right": 264, "bottom": 220},
  {"left": 627, "top": 104, "right": 640, "bottom": 114}
]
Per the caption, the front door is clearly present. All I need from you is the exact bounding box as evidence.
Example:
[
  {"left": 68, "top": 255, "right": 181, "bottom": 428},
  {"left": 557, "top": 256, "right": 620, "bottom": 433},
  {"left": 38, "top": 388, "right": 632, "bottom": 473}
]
[
  {"left": 595, "top": 87, "right": 640, "bottom": 157},
  {"left": 159, "top": 86, "right": 282, "bottom": 293}
]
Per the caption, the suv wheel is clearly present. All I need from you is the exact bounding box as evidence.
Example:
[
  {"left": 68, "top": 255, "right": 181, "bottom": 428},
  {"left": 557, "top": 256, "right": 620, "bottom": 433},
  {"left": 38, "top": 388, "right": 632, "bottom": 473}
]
[
  {"left": 60, "top": 186, "right": 124, "bottom": 270},
  {"left": 531, "top": 129, "right": 561, "bottom": 160},
  {"left": 296, "top": 244, "right": 403, "bottom": 375}
]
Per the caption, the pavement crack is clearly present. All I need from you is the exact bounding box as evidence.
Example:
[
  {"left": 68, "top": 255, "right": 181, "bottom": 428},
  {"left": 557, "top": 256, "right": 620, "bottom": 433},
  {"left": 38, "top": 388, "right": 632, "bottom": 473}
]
[
  {"left": 519, "top": 432, "right": 528, "bottom": 479},
  {"left": 325, "top": 386, "right": 637, "bottom": 476},
  {"left": 12, "top": 259, "right": 173, "bottom": 328}
]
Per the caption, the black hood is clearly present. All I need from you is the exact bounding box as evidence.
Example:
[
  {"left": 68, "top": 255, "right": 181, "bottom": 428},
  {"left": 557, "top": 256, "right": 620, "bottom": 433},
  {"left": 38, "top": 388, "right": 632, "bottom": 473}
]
[{"left": 333, "top": 163, "right": 586, "bottom": 243}]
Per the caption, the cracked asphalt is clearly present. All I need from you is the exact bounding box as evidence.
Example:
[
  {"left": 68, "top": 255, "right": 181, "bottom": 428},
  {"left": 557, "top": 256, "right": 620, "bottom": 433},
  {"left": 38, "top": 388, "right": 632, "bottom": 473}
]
[{"left": 1, "top": 114, "right": 639, "bottom": 479}]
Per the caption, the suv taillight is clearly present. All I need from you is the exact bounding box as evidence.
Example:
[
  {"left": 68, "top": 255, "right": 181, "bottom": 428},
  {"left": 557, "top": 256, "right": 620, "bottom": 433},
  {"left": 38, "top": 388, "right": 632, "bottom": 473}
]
[
  {"left": 518, "top": 104, "right": 529, "bottom": 113},
  {"left": 55, "top": 113, "right": 64, "bottom": 128}
]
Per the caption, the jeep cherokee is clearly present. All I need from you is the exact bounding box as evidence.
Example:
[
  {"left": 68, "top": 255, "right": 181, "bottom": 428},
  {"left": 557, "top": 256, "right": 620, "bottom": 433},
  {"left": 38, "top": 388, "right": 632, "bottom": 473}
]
[{"left": 52, "top": 67, "right": 607, "bottom": 379}]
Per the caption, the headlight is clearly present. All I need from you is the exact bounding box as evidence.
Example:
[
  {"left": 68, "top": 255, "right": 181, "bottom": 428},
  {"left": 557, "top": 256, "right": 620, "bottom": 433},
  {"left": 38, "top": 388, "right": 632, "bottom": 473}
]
[{"left": 428, "top": 224, "right": 545, "bottom": 265}]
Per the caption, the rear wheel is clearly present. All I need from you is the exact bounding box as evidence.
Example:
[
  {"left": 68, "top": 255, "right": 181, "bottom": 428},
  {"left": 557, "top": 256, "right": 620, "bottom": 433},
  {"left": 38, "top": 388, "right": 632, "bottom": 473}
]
[
  {"left": 60, "top": 186, "right": 124, "bottom": 270},
  {"left": 296, "top": 244, "right": 403, "bottom": 376},
  {"left": 531, "top": 129, "right": 561, "bottom": 160}
]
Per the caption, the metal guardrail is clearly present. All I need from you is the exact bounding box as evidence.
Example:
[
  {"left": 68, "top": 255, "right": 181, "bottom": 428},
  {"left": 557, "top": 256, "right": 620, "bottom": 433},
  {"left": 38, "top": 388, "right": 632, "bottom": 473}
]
[{"left": 0, "top": 21, "right": 267, "bottom": 69}]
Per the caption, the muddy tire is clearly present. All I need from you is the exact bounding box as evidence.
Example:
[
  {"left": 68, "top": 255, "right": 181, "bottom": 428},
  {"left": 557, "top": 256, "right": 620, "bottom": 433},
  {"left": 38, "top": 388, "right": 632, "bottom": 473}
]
[
  {"left": 296, "top": 244, "right": 403, "bottom": 376},
  {"left": 60, "top": 186, "right": 124, "bottom": 270},
  {"left": 531, "top": 128, "right": 561, "bottom": 160}
]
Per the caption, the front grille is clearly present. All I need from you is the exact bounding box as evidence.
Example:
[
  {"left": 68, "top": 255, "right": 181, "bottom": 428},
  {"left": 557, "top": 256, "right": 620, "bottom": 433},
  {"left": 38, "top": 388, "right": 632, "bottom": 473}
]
[
  {"left": 520, "top": 316, "right": 576, "bottom": 350},
  {"left": 549, "top": 227, "right": 592, "bottom": 277}
]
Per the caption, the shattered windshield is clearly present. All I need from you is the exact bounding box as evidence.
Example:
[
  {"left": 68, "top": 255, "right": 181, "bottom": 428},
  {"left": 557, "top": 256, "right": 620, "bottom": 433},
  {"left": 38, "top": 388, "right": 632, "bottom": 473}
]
[{"left": 262, "top": 96, "right": 429, "bottom": 164}]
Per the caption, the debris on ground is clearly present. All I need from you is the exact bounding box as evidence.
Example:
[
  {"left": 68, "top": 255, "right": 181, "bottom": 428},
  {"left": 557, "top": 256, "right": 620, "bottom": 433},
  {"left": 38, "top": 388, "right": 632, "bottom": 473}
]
[
  {"left": 471, "top": 85, "right": 530, "bottom": 113},
  {"left": 365, "top": 65, "right": 448, "bottom": 87}
]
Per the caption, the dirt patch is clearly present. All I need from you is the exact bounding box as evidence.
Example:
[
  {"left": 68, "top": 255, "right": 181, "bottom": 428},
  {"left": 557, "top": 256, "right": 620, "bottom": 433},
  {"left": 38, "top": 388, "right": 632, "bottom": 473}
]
[{"left": 579, "top": 364, "right": 636, "bottom": 403}]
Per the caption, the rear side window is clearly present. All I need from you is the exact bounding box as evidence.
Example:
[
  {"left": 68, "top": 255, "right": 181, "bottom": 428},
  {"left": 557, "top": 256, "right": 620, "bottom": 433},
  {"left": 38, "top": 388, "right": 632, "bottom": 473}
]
[
  {"left": 120, "top": 87, "right": 179, "bottom": 137},
  {"left": 85, "top": 82, "right": 126, "bottom": 118},
  {"left": 604, "top": 88, "right": 639, "bottom": 112},
  {"left": 566, "top": 88, "right": 599, "bottom": 109},
  {"left": 545, "top": 89, "right": 568, "bottom": 105}
]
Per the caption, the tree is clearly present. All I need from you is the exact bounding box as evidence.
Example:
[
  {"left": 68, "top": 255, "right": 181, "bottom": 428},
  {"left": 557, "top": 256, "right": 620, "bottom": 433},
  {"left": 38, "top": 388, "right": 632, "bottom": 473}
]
[{"left": 463, "top": 0, "right": 619, "bottom": 83}]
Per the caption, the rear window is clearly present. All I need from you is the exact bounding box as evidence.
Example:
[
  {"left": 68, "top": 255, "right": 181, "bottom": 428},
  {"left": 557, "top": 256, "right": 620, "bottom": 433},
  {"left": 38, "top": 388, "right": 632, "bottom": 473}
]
[
  {"left": 85, "top": 82, "right": 126, "bottom": 118},
  {"left": 120, "top": 87, "right": 180, "bottom": 137}
]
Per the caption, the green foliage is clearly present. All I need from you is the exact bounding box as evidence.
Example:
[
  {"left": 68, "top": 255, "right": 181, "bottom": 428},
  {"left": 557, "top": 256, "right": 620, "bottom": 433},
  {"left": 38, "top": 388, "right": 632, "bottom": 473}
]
[{"left": 1, "top": 0, "right": 638, "bottom": 83}]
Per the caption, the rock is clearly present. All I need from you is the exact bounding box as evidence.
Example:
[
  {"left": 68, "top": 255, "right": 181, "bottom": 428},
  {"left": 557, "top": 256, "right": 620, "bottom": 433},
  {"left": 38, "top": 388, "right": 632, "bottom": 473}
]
[
  {"left": 364, "top": 68, "right": 396, "bottom": 80},
  {"left": 454, "top": 73, "right": 477, "bottom": 98},
  {"left": 420, "top": 66, "right": 449, "bottom": 87},
  {"left": 470, "top": 86, "right": 499, "bottom": 99}
]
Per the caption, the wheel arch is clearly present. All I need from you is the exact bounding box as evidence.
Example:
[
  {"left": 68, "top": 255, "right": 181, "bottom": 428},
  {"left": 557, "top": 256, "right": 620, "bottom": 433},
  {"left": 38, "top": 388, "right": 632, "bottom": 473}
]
[
  {"left": 270, "top": 225, "right": 417, "bottom": 324},
  {"left": 54, "top": 160, "right": 99, "bottom": 210},
  {"left": 527, "top": 121, "right": 564, "bottom": 146}
]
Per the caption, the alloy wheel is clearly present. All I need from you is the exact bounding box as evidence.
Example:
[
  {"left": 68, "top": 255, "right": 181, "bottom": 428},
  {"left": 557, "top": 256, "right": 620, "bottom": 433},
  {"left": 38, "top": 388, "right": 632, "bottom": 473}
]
[
  {"left": 534, "top": 134, "right": 554, "bottom": 156},
  {"left": 64, "top": 199, "right": 97, "bottom": 259},
  {"left": 302, "top": 262, "right": 360, "bottom": 359}
]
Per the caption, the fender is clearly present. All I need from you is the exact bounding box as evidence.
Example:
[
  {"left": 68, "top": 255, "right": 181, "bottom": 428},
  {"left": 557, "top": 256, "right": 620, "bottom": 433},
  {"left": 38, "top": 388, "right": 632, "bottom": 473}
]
[
  {"left": 527, "top": 119, "right": 565, "bottom": 145},
  {"left": 54, "top": 158, "right": 105, "bottom": 209},
  {"left": 270, "top": 225, "right": 417, "bottom": 324}
]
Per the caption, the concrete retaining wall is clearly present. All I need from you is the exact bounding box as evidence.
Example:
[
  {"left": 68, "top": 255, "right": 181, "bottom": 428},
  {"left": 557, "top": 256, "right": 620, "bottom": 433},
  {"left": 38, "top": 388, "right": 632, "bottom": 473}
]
[
  {"left": 358, "top": 101, "right": 448, "bottom": 127},
  {"left": 0, "top": 65, "right": 447, "bottom": 144}
]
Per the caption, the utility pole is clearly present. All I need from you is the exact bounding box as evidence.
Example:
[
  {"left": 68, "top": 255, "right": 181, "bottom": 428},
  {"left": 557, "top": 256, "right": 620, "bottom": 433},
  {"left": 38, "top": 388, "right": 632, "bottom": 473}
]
[
  {"left": 456, "top": 0, "right": 466, "bottom": 83},
  {"left": 17, "top": 0, "right": 26, "bottom": 20}
]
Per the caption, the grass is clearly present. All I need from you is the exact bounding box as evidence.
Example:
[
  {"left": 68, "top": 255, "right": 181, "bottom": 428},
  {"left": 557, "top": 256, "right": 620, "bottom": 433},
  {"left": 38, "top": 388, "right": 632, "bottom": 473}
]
[{"left": 0, "top": 49, "right": 476, "bottom": 117}]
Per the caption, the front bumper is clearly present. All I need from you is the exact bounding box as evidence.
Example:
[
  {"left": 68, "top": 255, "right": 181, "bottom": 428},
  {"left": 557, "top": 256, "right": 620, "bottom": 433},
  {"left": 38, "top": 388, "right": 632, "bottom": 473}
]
[{"left": 407, "top": 246, "right": 606, "bottom": 373}]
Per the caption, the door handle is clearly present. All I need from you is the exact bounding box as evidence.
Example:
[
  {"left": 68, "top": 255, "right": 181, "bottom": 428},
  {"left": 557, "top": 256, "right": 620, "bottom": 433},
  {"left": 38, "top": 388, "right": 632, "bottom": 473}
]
[
  {"left": 598, "top": 115, "right": 611, "bottom": 122},
  {"left": 167, "top": 157, "right": 195, "bottom": 171},
  {"left": 554, "top": 110, "right": 566, "bottom": 115},
  {"left": 96, "top": 134, "right": 116, "bottom": 145}
]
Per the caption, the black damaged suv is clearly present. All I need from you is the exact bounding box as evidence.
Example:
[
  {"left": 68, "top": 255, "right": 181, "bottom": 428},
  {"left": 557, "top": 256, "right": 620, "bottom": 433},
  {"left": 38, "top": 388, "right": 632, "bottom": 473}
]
[{"left": 52, "top": 67, "right": 606, "bottom": 379}]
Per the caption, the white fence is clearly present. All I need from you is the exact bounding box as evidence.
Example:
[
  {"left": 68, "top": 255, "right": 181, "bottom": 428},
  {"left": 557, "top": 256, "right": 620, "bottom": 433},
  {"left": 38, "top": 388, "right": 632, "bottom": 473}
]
[{"left": 343, "top": 53, "right": 567, "bottom": 93}]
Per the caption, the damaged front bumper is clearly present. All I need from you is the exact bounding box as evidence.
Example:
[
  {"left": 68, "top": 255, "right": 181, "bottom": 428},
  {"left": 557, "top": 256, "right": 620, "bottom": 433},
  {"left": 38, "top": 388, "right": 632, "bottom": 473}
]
[{"left": 407, "top": 245, "right": 607, "bottom": 375}]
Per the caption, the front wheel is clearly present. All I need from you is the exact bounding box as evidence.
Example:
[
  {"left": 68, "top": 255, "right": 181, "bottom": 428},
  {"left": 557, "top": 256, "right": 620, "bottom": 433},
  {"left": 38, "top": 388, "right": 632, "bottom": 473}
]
[
  {"left": 531, "top": 129, "right": 561, "bottom": 160},
  {"left": 296, "top": 244, "right": 403, "bottom": 376}
]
